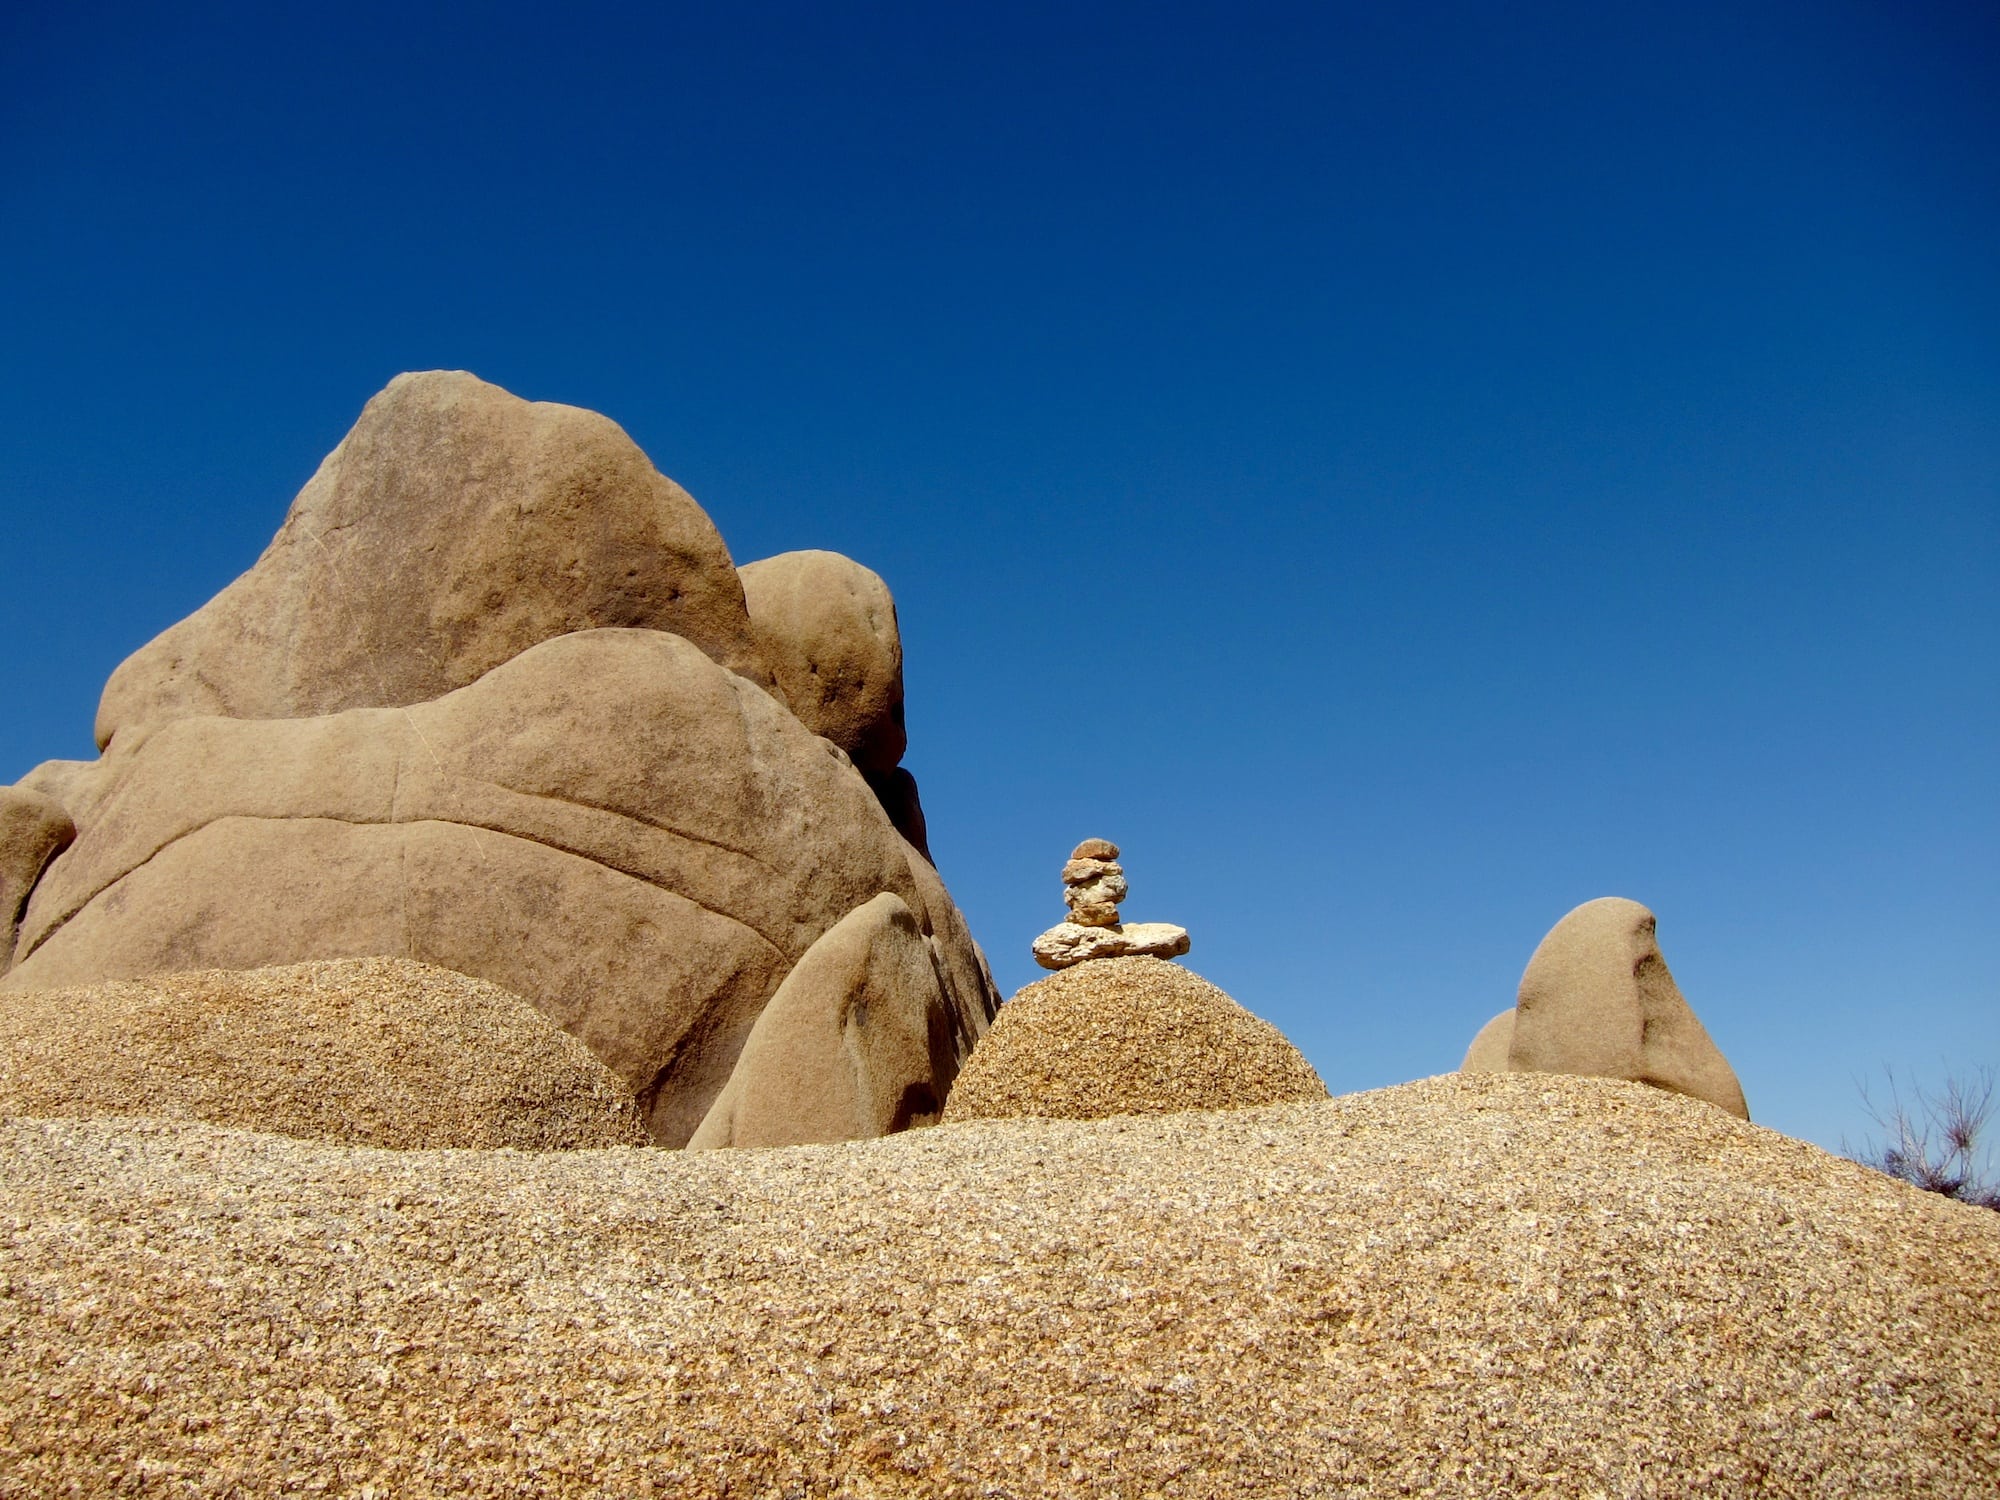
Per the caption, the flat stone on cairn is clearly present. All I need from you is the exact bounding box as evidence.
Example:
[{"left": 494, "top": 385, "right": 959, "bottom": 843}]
[{"left": 1031, "top": 839, "right": 1191, "bottom": 971}]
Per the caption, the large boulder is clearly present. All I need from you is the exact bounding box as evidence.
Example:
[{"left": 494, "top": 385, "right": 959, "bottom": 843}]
[
  {"left": 6, "top": 629, "right": 993, "bottom": 1145},
  {"left": 738, "top": 549, "right": 906, "bottom": 774},
  {"left": 0, "top": 958, "right": 647, "bottom": 1150},
  {"left": 941, "top": 956, "right": 1327, "bottom": 1123},
  {"left": 689, "top": 893, "right": 958, "bottom": 1149},
  {"left": 1460, "top": 897, "right": 1749, "bottom": 1119},
  {"left": 94, "top": 370, "right": 772, "bottom": 750},
  {"left": 3, "top": 372, "right": 1000, "bottom": 1149}
]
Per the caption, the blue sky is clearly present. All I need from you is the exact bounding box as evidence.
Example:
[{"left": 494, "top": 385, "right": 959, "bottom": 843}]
[{"left": 3, "top": 0, "right": 1994, "bottom": 1154}]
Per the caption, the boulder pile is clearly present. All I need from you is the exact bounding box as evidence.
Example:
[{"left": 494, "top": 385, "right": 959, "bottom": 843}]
[
  {"left": 1462, "top": 896, "right": 1748, "bottom": 1118},
  {"left": 1030, "top": 837, "right": 1190, "bottom": 970},
  {"left": 0, "top": 372, "right": 998, "bottom": 1146}
]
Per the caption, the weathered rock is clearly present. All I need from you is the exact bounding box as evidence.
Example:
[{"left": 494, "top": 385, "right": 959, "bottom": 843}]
[
  {"left": 94, "top": 370, "right": 772, "bottom": 750},
  {"left": 0, "top": 958, "right": 647, "bottom": 1150},
  {"left": 1064, "top": 901, "right": 1122, "bottom": 928},
  {"left": 1061, "top": 856, "right": 1119, "bottom": 886},
  {"left": 12, "top": 759, "right": 107, "bottom": 826},
  {"left": 6, "top": 628, "right": 997, "bottom": 1145},
  {"left": 1460, "top": 1008, "right": 1514, "bottom": 1071},
  {"left": 1071, "top": 837, "right": 1118, "bottom": 861},
  {"left": 1064, "top": 872, "right": 1128, "bottom": 911},
  {"left": 688, "top": 893, "right": 957, "bottom": 1149},
  {"left": 1464, "top": 897, "right": 1749, "bottom": 1119},
  {"left": 1, "top": 788, "right": 74, "bottom": 974},
  {"left": 942, "top": 956, "right": 1326, "bottom": 1122},
  {"left": 1031, "top": 920, "right": 1191, "bottom": 970},
  {"left": 739, "top": 549, "right": 905, "bottom": 774}
]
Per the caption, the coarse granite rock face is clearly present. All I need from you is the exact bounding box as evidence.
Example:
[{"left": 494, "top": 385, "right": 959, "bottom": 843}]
[
  {"left": 942, "top": 956, "right": 1327, "bottom": 1122},
  {"left": 10, "top": 1073, "right": 1991, "bottom": 1494},
  {"left": 2, "top": 374, "right": 998, "bottom": 1146},
  {"left": 0, "top": 958, "right": 647, "bottom": 1150},
  {"left": 1460, "top": 896, "right": 1749, "bottom": 1119}
]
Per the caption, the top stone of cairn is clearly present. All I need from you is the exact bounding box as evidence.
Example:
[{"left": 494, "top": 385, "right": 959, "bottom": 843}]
[{"left": 1032, "top": 839, "right": 1191, "bottom": 971}]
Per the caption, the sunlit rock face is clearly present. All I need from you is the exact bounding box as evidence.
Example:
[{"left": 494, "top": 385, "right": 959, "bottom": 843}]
[
  {"left": 4, "top": 372, "right": 997, "bottom": 1145},
  {"left": 1460, "top": 896, "right": 1749, "bottom": 1120}
]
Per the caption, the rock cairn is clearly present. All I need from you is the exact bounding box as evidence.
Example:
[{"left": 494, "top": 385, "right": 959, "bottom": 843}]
[{"left": 1030, "top": 839, "right": 1191, "bottom": 971}]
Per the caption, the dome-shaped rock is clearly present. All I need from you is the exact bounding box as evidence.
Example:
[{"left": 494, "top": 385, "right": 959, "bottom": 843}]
[
  {"left": 0, "top": 957, "right": 647, "bottom": 1150},
  {"left": 738, "top": 549, "right": 906, "bottom": 775},
  {"left": 95, "top": 370, "right": 772, "bottom": 749},
  {"left": 941, "top": 956, "right": 1326, "bottom": 1123}
]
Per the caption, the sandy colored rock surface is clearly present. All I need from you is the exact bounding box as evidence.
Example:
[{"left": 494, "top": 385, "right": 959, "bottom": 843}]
[
  {"left": 0, "top": 957, "right": 646, "bottom": 1150},
  {"left": 691, "top": 893, "right": 958, "bottom": 1149},
  {"left": 94, "top": 370, "right": 770, "bottom": 749},
  {"left": 6, "top": 628, "right": 996, "bottom": 1146},
  {"left": 739, "top": 549, "right": 907, "bottom": 774},
  {"left": 942, "top": 957, "right": 1327, "bottom": 1122},
  {"left": 0, "top": 787, "right": 72, "bottom": 972},
  {"left": 1509, "top": 898, "right": 1749, "bottom": 1119},
  {"left": 3, "top": 1073, "right": 1995, "bottom": 1496},
  {"left": 1031, "top": 918, "right": 1193, "bottom": 970}
]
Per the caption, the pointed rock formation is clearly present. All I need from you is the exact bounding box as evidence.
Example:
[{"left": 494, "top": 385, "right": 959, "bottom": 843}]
[
  {"left": 1460, "top": 897, "right": 1748, "bottom": 1119},
  {"left": 2, "top": 373, "right": 999, "bottom": 1146}
]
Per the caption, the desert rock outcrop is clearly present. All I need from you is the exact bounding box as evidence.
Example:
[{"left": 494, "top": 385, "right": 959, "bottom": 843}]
[
  {"left": 1030, "top": 838, "right": 1191, "bottom": 970},
  {"left": 1462, "top": 896, "right": 1749, "bottom": 1118},
  {"left": 689, "top": 893, "right": 958, "bottom": 1148},
  {"left": 942, "top": 955, "right": 1327, "bottom": 1122},
  {"left": 10, "top": 1074, "right": 1991, "bottom": 1494},
  {"left": 1, "top": 373, "right": 998, "bottom": 1146},
  {"left": 0, "top": 958, "right": 646, "bottom": 1149},
  {"left": 95, "top": 371, "right": 773, "bottom": 749}
]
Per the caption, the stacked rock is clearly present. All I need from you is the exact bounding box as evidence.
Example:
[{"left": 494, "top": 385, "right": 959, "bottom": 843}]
[{"left": 1031, "top": 838, "right": 1191, "bottom": 971}]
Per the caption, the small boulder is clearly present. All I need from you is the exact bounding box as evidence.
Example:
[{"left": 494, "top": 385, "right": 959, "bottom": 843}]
[
  {"left": 739, "top": 549, "right": 906, "bottom": 774},
  {"left": 941, "top": 956, "right": 1327, "bottom": 1123}
]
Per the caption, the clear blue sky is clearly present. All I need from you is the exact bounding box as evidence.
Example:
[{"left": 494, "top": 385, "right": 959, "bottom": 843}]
[{"left": 3, "top": 1, "right": 1994, "bottom": 1155}]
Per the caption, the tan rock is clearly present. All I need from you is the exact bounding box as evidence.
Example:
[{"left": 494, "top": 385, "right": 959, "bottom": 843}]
[
  {"left": 1064, "top": 872, "right": 1128, "bottom": 911},
  {"left": 6, "top": 629, "right": 995, "bottom": 1145},
  {"left": 1031, "top": 920, "right": 1190, "bottom": 970},
  {"left": 1064, "top": 902, "right": 1121, "bottom": 928},
  {"left": 1460, "top": 1008, "right": 1514, "bottom": 1071},
  {"left": 739, "top": 549, "right": 905, "bottom": 774},
  {"left": 942, "top": 955, "right": 1326, "bottom": 1122},
  {"left": 688, "top": 893, "right": 957, "bottom": 1149},
  {"left": 1061, "top": 856, "right": 1120, "bottom": 886},
  {"left": 94, "top": 370, "right": 771, "bottom": 750},
  {"left": 1491, "top": 897, "right": 1749, "bottom": 1119},
  {"left": 1071, "top": 837, "right": 1119, "bottom": 861},
  {"left": 0, "top": 788, "right": 73, "bottom": 974},
  {"left": 0, "top": 957, "right": 646, "bottom": 1149}
]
